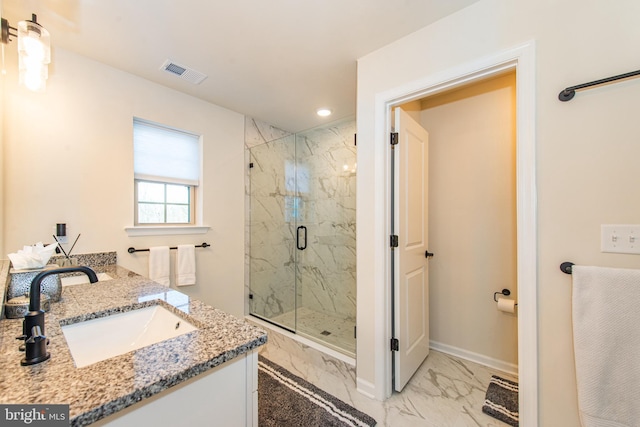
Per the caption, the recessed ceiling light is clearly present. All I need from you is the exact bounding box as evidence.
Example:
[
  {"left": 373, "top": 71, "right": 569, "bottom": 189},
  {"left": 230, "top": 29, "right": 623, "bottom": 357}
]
[{"left": 316, "top": 108, "right": 332, "bottom": 117}]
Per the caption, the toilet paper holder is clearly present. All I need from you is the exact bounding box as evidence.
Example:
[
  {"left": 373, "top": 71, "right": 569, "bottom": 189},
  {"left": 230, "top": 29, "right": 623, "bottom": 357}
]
[{"left": 493, "top": 288, "right": 516, "bottom": 304}]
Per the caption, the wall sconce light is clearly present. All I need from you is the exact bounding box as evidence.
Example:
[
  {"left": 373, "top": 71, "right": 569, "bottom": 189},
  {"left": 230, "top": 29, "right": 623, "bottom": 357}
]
[{"left": 1, "top": 14, "right": 50, "bottom": 92}]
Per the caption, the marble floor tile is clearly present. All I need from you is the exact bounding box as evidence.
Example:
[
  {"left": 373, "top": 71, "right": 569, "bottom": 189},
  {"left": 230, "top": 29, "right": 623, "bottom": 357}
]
[{"left": 258, "top": 324, "right": 516, "bottom": 427}]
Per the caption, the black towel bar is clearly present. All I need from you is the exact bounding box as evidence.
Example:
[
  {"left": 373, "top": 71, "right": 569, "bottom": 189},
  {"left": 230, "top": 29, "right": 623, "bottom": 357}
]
[
  {"left": 128, "top": 243, "right": 210, "bottom": 254},
  {"left": 560, "top": 262, "right": 574, "bottom": 274},
  {"left": 558, "top": 69, "right": 640, "bottom": 101}
]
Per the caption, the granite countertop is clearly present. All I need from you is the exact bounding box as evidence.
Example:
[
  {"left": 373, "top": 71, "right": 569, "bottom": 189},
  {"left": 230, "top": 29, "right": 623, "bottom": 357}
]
[{"left": 0, "top": 263, "right": 267, "bottom": 426}]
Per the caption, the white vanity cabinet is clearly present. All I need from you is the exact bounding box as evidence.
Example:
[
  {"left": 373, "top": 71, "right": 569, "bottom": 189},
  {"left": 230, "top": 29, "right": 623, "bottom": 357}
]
[{"left": 93, "top": 350, "right": 258, "bottom": 427}]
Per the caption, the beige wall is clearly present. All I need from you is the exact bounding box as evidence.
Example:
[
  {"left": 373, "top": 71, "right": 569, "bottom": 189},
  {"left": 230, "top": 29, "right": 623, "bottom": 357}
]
[
  {"left": 1, "top": 47, "right": 246, "bottom": 318},
  {"left": 416, "top": 73, "right": 517, "bottom": 369},
  {"left": 357, "top": 0, "right": 640, "bottom": 425}
]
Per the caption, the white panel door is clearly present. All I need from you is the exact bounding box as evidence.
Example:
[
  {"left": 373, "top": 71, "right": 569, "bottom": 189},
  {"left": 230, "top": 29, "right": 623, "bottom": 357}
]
[{"left": 394, "top": 107, "right": 431, "bottom": 392}]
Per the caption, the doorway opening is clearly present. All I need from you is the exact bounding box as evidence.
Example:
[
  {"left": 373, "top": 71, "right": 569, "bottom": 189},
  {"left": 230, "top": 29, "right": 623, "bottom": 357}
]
[{"left": 391, "top": 71, "right": 518, "bottom": 393}]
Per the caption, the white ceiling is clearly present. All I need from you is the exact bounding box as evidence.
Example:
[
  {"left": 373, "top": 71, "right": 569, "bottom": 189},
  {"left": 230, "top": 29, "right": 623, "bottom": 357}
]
[{"left": 3, "top": 0, "right": 480, "bottom": 132}]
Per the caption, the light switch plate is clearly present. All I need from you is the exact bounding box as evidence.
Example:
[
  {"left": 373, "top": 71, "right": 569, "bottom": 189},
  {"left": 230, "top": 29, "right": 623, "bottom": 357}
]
[{"left": 601, "top": 224, "right": 640, "bottom": 254}]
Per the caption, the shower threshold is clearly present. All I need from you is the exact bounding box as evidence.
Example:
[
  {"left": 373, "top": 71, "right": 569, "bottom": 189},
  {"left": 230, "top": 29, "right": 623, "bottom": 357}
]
[{"left": 252, "top": 307, "right": 356, "bottom": 358}]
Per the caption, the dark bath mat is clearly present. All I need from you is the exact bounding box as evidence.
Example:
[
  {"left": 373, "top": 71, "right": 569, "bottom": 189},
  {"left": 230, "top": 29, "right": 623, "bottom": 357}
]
[
  {"left": 258, "top": 356, "right": 377, "bottom": 427},
  {"left": 482, "top": 375, "right": 519, "bottom": 426}
]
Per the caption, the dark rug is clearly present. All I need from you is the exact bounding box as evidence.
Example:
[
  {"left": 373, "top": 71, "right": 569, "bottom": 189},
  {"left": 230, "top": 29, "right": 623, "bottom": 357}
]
[
  {"left": 482, "top": 375, "right": 519, "bottom": 427},
  {"left": 258, "top": 356, "right": 377, "bottom": 427}
]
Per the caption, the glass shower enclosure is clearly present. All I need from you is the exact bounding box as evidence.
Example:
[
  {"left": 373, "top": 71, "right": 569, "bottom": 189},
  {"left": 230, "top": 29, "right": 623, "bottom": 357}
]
[{"left": 249, "top": 118, "right": 356, "bottom": 356}]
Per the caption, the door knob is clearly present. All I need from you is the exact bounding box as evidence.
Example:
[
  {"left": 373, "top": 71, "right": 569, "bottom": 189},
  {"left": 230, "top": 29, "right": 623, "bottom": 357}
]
[{"left": 425, "top": 250, "right": 434, "bottom": 258}]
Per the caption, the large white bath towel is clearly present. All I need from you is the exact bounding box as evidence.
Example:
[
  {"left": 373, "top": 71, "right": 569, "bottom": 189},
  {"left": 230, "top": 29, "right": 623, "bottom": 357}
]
[
  {"left": 176, "top": 244, "right": 196, "bottom": 287},
  {"left": 149, "top": 246, "right": 170, "bottom": 287},
  {"left": 572, "top": 265, "right": 640, "bottom": 427}
]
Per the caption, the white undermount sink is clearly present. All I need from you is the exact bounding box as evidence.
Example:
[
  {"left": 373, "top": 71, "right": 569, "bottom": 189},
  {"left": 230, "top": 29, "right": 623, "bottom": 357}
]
[
  {"left": 61, "top": 305, "right": 197, "bottom": 368},
  {"left": 61, "top": 272, "right": 113, "bottom": 286}
]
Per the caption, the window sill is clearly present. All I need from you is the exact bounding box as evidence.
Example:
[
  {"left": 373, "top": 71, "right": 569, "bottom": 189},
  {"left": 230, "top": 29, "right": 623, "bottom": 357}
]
[{"left": 125, "top": 225, "right": 210, "bottom": 237}]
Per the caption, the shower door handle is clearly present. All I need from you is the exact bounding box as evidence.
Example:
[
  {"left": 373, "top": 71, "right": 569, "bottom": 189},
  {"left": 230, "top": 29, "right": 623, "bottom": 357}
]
[{"left": 297, "top": 226, "right": 307, "bottom": 250}]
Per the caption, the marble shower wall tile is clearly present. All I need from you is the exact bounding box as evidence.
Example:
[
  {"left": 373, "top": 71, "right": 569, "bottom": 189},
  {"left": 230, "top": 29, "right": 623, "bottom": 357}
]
[{"left": 244, "top": 117, "right": 292, "bottom": 149}]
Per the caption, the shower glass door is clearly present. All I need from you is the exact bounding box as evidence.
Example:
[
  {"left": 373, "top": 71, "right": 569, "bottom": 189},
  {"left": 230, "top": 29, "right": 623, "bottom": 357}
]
[
  {"left": 249, "top": 118, "right": 357, "bottom": 356},
  {"left": 294, "top": 121, "right": 357, "bottom": 355}
]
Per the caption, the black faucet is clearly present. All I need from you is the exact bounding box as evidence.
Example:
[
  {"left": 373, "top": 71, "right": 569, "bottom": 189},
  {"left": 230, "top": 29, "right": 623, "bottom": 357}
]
[{"left": 21, "top": 266, "right": 98, "bottom": 366}]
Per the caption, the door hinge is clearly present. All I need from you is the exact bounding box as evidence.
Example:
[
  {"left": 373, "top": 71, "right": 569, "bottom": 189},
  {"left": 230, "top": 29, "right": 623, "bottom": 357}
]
[
  {"left": 354, "top": 326, "right": 357, "bottom": 339},
  {"left": 391, "top": 338, "right": 399, "bottom": 352},
  {"left": 249, "top": 162, "right": 254, "bottom": 168},
  {"left": 390, "top": 235, "right": 399, "bottom": 248},
  {"left": 354, "top": 133, "right": 357, "bottom": 146},
  {"left": 249, "top": 293, "right": 254, "bottom": 299},
  {"left": 390, "top": 132, "right": 398, "bottom": 146}
]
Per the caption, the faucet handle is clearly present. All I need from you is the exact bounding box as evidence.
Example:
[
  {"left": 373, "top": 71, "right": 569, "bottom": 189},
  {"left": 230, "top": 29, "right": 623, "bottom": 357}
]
[
  {"left": 26, "top": 326, "right": 45, "bottom": 343},
  {"left": 21, "top": 325, "right": 50, "bottom": 366}
]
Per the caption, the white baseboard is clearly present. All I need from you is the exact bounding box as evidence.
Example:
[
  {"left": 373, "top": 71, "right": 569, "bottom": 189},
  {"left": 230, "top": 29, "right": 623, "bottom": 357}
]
[
  {"left": 429, "top": 340, "right": 518, "bottom": 377},
  {"left": 356, "top": 378, "right": 377, "bottom": 400}
]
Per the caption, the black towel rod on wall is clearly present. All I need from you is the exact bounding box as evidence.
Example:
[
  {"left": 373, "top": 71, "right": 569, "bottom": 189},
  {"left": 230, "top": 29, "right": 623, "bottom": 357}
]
[
  {"left": 560, "top": 262, "right": 575, "bottom": 274},
  {"left": 558, "top": 69, "right": 640, "bottom": 101},
  {"left": 127, "top": 242, "right": 210, "bottom": 254}
]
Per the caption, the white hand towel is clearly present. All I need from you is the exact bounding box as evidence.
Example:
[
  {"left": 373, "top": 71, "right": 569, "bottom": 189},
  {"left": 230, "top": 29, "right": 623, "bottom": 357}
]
[
  {"left": 572, "top": 265, "right": 640, "bottom": 427},
  {"left": 149, "top": 246, "right": 170, "bottom": 287},
  {"left": 176, "top": 244, "right": 196, "bottom": 287}
]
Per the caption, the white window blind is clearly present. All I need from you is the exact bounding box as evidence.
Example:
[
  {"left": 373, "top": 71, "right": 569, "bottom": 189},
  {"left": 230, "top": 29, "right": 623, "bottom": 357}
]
[{"left": 133, "top": 118, "right": 201, "bottom": 185}]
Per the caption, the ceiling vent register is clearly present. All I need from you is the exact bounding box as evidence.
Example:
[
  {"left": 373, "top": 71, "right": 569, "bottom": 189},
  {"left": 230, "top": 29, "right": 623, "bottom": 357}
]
[{"left": 160, "top": 60, "right": 207, "bottom": 85}]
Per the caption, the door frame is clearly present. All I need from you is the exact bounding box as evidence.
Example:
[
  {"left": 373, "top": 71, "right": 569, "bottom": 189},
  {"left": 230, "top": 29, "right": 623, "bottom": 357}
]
[{"left": 379, "top": 42, "right": 537, "bottom": 424}]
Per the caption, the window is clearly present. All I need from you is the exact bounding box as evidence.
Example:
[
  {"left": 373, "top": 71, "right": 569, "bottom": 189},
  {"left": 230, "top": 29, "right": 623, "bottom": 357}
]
[
  {"left": 136, "top": 180, "right": 193, "bottom": 224},
  {"left": 133, "top": 118, "right": 201, "bottom": 225}
]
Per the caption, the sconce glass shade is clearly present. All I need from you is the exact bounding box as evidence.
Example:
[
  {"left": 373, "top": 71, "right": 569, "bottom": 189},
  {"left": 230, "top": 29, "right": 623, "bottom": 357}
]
[{"left": 17, "top": 17, "right": 50, "bottom": 92}]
